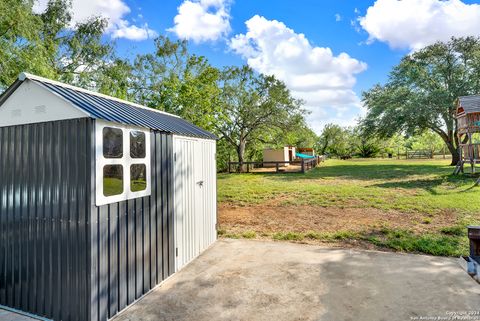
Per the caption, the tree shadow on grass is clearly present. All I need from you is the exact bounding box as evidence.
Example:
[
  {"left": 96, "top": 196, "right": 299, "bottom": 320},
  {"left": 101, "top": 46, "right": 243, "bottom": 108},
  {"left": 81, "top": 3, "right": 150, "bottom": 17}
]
[
  {"left": 264, "top": 162, "right": 479, "bottom": 194},
  {"left": 268, "top": 163, "right": 453, "bottom": 181},
  {"left": 372, "top": 175, "right": 479, "bottom": 195}
]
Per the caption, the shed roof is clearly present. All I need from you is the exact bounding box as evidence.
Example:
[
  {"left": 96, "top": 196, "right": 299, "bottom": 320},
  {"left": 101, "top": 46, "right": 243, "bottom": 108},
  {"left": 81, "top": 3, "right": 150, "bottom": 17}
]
[
  {"left": 0, "top": 73, "right": 217, "bottom": 140},
  {"left": 458, "top": 95, "right": 480, "bottom": 115}
]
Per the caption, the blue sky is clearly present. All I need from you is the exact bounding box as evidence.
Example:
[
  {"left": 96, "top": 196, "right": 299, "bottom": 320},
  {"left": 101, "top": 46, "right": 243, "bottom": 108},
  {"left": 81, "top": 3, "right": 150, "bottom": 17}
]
[
  {"left": 116, "top": 0, "right": 403, "bottom": 89},
  {"left": 34, "top": 0, "right": 480, "bottom": 132}
]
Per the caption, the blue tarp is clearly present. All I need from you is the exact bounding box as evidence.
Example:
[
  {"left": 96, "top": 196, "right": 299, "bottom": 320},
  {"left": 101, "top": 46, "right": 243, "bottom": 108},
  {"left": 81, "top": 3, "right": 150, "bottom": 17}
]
[{"left": 296, "top": 152, "right": 315, "bottom": 159}]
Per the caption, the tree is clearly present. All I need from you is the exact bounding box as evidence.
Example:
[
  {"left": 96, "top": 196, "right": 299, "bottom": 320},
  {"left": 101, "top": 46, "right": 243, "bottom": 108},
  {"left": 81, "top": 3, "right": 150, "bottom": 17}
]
[
  {"left": 130, "top": 36, "right": 221, "bottom": 131},
  {"left": 317, "top": 124, "right": 345, "bottom": 155},
  {"left": 216, "top": 66, "right": 305, "bottom": 171},
  {"left": 0, "top": 0, "right": 47, "bottom": 87},
  {"left": 282, "top": 124, "right": 318, "bottom": 149},
  {"left": 96, "top": 58, "right": 133, "bottom": 99},
  {"left": 0, "top": 0, "right": 113, "bottom": 90},
  {"left": 361, "top": 37, "right": 480, "bottom": 165},
  {"left": 405, "top": 130, "right": 445, "bottom": 155},
  {"left": 351, "top": 128, "right": 381, "bottom": 158}
]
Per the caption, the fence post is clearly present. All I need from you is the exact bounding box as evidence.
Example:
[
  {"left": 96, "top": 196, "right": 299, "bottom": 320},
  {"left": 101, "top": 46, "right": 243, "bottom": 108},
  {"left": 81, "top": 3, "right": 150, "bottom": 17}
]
[
  {"left": 247, "top": 163, "right": 250, "bottom": 173},
  {"left": 228, "top": 162, "right": 231, "bottom": 174},
  {"left": 276, "top": 162, "right": 279, "bottom": 173},
  {"left": 301, "top": 159, "right": 305, "bottom": 173}
]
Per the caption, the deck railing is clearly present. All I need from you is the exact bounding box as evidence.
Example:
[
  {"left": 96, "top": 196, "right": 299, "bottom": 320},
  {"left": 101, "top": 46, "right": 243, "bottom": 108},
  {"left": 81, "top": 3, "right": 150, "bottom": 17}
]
[{"left": 228, "top": 156, "right": 323, "bottom": 174}]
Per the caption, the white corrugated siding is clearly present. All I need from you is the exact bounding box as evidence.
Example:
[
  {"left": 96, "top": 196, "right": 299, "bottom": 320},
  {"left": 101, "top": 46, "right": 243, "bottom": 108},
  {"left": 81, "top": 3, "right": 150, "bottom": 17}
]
[{"left": 173, "top": 136, "right": 217, "bottom": 271}]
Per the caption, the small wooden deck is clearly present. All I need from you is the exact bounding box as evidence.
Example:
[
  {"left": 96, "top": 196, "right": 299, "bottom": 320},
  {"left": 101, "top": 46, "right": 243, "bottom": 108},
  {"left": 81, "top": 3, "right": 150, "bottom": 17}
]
[
  {"left": 228, "top": 157, "right": 324, "bottom": 174},
  {"left": 248, "top": 164, "right": 303, "bottom": 173}
]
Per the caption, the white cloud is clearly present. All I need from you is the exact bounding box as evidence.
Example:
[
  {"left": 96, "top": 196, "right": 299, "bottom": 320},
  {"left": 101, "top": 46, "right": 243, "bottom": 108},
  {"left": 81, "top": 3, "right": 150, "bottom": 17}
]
[
  {"left": 168, "top": 0, "right": 231, "bottom": 43},
  {"left": 335, "top": 14, "right": 342, "bottom": 22},
  {"left": 359, "top": 0, "right": 480, "bottom": 50},
  {"left": 229, "top": 15, "right": 367, "bottom": 132},
  {"left": 111, "top": 21, "right": 157, "bottom": 41},
  {"left": 33, "top": 0, "right": 157, "bottom": 41}
]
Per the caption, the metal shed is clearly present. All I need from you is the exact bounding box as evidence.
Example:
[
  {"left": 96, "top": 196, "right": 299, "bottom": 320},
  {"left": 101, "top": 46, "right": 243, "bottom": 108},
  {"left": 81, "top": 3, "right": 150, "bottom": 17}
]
[{"left": 0, "top": 73, "right": 217, "bottom": 321}]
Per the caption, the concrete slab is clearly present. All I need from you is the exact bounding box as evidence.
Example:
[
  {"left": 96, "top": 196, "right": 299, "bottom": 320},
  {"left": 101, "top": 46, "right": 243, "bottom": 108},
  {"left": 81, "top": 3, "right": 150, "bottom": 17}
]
[
  {"left": 0, "top": 309, "right": 38, "bottom": 321},
  {"left": 114, "top": 239, "right": 480, "bottom": 321}
]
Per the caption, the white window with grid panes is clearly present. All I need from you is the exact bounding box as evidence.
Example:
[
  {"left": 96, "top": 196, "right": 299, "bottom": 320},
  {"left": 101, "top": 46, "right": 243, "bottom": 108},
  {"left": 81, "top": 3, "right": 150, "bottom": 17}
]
[{"left": 95, "top": 120, "right": 151, "bottom": 206}]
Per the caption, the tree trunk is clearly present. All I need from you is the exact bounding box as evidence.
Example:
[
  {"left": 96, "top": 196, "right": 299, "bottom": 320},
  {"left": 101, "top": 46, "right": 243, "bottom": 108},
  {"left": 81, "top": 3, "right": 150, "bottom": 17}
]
[
  {"left": 432, "top": 127, "right": 459, "bottom": 166},
  {"left": 236, "top": 139, "right": 246, "bottom": 172},
  {"left": 446, "top": 141, "right": 459, "bottom": 166}
]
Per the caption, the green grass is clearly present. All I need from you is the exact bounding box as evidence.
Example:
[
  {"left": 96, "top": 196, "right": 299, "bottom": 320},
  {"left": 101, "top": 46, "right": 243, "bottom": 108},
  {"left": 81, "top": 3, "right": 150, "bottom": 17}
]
[
  {"left": 103, "top": 177, "right": 123, "bottom": 196},
  {"left": 440, "top": 225, "right": 466, "bottom": 236},
  {"left": 219, "top": 159, "right": 479, "bottom": 213},
  {"left": 241, "top": 231, "right": 257, "bottom": 239},
  {"left": 131, "top": 179, "right": 146, "bottom": 192},
  {"left": 218, "top": 159, "right": 480, "bottom": 256},
  {"left": 219, "top": 229, "right": 467, "bottom": 256},
  {"left": 272, "top": 232, "right": 305, "bottom": 241},
  {"left": 365, "top": 228, "right": 467, "bottom": 257}
]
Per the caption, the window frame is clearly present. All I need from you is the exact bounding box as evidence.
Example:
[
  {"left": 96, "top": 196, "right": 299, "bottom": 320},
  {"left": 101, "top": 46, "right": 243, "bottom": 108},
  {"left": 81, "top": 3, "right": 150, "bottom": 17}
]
[{"left": 95, "top": 120, "right": 151, "bottom": 206}]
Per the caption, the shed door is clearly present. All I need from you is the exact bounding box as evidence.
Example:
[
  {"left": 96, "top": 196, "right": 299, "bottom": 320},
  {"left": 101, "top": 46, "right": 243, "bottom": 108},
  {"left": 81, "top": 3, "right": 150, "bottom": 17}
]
[{"left": 173, "top": 136, "right": 217, "bottom": 271}]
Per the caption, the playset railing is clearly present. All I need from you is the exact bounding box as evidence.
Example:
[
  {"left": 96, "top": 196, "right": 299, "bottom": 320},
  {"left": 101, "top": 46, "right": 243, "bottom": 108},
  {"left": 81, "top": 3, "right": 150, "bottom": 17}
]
[{"left": 460, "top": 143, "right": 480, "bottom": 161}]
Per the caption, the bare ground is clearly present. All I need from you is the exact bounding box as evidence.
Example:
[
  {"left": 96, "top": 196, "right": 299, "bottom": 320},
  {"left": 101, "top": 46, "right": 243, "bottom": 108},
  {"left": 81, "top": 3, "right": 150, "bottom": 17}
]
[{"left": 218, "top": 204, "right": 458, "bottom": 235}]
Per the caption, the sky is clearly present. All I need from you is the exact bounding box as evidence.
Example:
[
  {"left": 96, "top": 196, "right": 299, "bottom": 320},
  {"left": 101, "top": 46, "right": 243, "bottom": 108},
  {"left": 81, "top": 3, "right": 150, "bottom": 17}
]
[{"left": 34, "top": 0, "right": 480, "bottom": 133}]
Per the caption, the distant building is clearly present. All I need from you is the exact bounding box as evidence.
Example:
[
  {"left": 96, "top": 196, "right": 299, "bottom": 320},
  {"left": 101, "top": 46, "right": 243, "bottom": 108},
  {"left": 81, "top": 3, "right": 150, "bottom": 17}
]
[{"left": 263, "top": 146, "right": 296, "bottom": 167}]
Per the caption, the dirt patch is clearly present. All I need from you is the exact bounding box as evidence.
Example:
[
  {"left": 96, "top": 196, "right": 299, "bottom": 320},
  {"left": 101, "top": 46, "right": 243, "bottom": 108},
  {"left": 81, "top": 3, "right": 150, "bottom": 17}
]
[{"left": 218, "top": 204, "right": 458, "bottom": 235}]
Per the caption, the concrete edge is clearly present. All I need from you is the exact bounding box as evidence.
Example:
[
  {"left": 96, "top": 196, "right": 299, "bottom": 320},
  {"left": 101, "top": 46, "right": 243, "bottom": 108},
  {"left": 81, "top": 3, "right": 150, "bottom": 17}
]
[{"left": 0, "top": 305, "right": 51, "bottom": 321}]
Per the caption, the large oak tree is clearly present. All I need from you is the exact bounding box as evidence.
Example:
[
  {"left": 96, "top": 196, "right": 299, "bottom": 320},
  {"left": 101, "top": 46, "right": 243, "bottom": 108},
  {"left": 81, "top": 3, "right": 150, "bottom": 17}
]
[
  {"left": 215, "top": 66, "right": 305, "bottom": 170},
  {"left": 361, "top": 37, "right": 480, "bottom": 165}
]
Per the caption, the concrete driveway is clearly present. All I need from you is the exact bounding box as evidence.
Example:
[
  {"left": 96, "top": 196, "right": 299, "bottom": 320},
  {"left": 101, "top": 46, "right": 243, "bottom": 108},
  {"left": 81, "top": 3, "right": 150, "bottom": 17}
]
[{"left": 114, "top": 239, "right": 480, "bottom": 321}]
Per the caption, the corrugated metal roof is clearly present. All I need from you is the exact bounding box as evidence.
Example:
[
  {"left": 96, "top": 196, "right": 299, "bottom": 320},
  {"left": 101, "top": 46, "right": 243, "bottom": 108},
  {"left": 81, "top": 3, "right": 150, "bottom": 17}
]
[
  {"left": 10, "top": 73, "right": 217, "bottom": 139},
  {"left": 458, "top": 95, "right": 480, "bottom": 114}
]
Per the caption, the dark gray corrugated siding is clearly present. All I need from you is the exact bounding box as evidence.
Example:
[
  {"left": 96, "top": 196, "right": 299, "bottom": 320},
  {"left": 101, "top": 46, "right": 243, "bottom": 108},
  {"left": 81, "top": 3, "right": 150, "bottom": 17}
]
[
  {"left": 0, "top": 118, "right": 92, "bottom": 321},
  {"left": 88, "top": 130, "right": 175, "bottom": 321},
  {"left": 0, "top": 120, "right": 175, "bottom": 321}
]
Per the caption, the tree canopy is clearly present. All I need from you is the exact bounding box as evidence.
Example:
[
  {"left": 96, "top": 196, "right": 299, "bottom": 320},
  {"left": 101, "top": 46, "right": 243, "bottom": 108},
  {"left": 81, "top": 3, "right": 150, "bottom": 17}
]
[
  {"left": 0, "top": 0, "right": 318, "bottom": 171},
  {"left": 361, "top": 37, "right": 480, "bottom": 165},
  {"left": 0, "top": 0, "right": 112, "bottom": 90},
  {"left": 128, "top": 36, "right": 221, "bottom": 132},
  {"left": 215, "top": 65, "right": 306, "bottom": 168}
]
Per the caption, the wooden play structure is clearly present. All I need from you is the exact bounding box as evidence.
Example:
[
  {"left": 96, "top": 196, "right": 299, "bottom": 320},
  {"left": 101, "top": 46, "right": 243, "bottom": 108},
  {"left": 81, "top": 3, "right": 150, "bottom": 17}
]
[
  {"left": 262, "top": 146, "right": 296, "bottom": 167},
  {"left": 229, "top": 146, "right": 324, "bottom": 174},
  {"left": 454, "top": 95, "right": 480, "bottom": 185}
]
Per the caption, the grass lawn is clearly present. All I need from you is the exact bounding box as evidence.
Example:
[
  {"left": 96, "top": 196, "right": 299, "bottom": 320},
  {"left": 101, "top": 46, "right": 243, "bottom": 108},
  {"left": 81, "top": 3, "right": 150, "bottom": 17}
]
[
  {"left": 104, "top": 177, "right": 123, "bottom": 196},
  {"left": 217, "top": 158, "right": 480, "bottom": 256}
]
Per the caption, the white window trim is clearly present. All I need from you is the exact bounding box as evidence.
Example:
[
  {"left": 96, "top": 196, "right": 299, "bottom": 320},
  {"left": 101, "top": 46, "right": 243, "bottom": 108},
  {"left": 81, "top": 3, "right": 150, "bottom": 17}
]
[{"left": 95, "top": 120, "right": 151, "bottom": 206}]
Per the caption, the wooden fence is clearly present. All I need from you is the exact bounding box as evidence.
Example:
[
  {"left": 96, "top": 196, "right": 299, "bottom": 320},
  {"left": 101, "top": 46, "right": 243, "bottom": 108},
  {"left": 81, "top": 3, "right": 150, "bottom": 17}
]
[
  {"left": 406, "top": 150, "right": 434, "bottom": 159},
  {"left": 228, "top": 156, "right": 323, "bottom": 174}
]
